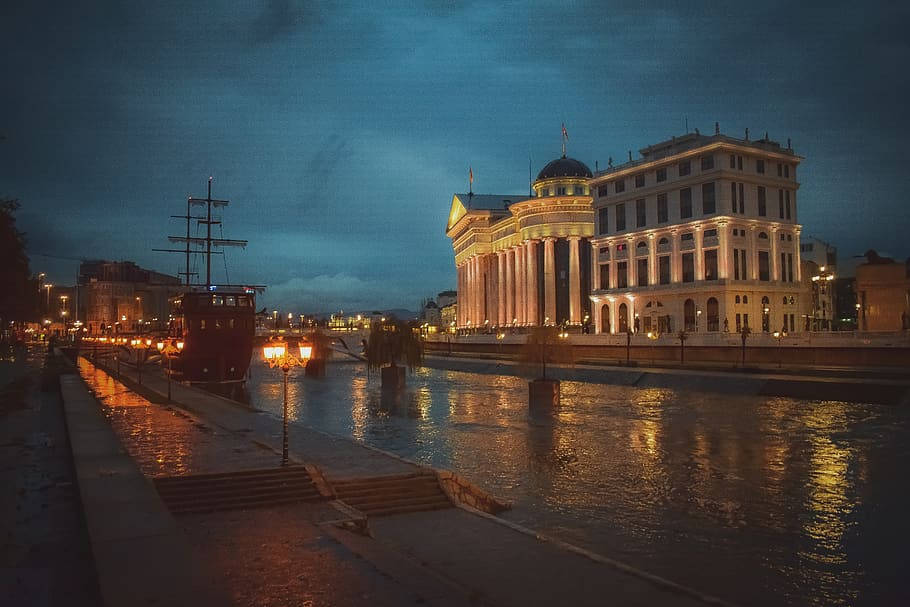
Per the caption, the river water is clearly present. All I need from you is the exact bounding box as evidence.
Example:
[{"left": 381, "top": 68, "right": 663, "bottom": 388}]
[{"left": 245, "top": 360, "right": 908, "bottom": 606}]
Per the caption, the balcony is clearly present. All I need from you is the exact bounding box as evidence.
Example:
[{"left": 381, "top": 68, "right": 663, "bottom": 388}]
[
  {"left": 703, "top": 236, "right": 719, "bottom": 247},
  {"left": 614, "top": 249, "right": 628, "bottom": 260}
]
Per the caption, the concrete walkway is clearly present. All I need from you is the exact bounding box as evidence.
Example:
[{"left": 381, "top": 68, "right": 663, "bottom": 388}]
[
  {"left": 82, "top": 354, "right": 735, "bottom": 607},
  {"left": 59, "top": 373, "right": 229, "bottom": 606}
]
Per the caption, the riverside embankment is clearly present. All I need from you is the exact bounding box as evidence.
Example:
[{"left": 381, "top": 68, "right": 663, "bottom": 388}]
[
  {"left": 69, "top": 352, "right": 731, "bottom": 607},
  {"left": 422, "top": 353, "right": 910, "bottom": 405}
]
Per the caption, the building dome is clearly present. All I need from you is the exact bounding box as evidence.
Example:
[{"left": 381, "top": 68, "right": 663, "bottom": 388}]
[{"left": 536, "top": 156, "right": 593, "bottom": 181}]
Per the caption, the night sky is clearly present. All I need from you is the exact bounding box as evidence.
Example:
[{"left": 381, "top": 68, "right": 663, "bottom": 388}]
[{"left": 3, "top": 1, "right": 908, "bottom": 313}]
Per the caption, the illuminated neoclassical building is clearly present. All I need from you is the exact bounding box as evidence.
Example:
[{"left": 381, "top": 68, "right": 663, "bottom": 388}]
[
  {"left": 446, "top": 156, "right": 595, "bottom": 329},
  {"left": 589, "top": 129, "right": 804, "bottom": 335}
]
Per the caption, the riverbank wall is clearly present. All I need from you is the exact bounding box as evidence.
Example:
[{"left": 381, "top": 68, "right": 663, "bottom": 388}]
[{"left": 423, "top": 355, "right": 910, "bottom": 405}]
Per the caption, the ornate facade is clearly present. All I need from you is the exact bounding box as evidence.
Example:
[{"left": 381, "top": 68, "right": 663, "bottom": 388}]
[
  {"left": 446, "top": 157, "right": 595, "bottom": 329},
  {"left": 589, "top": 130, "right": 804, "bottom": 335},
  {"left": 448, "top": 130, "right": 809, "bottom": 335}
]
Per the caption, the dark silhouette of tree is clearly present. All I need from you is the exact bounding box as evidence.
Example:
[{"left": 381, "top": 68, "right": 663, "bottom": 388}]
[
  {"left": 520, "top": 326, "right": 573, "bottom": 380},
  {"left": 0, "top": 199, "right": 36, "bottom": 327},
  {"left": 365, "top": 317, "right": 423, "bottom": 373},
  {"left": 740, "top": 326, "right": 752, "bottom": 367},
  {"left": 677, "top": 330, "right": 688, "bottom": 364}
]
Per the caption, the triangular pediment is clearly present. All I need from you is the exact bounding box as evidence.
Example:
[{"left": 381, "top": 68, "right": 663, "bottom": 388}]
[{"left": 446, "top": 194, "right": 469, "bottom": 232}]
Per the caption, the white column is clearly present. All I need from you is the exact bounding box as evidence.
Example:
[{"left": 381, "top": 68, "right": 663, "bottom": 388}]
[
  {"left": 609, "top": 242, "right": 616, "bottom": 289},
  {"left": 517, "top": 244, "right": 526, "bottom": 324},
  {"left": 695, "top": 226, "right": 704, "bottom": 281},
  {"left": 505, "top": 249, "right": 515, "bottom": 324},
  {"left": 771, "top": 227, "right": 780, "bottom": 282},
  {"left": 526, "top": 239, "right": 539, "bottom": 325},
  {"left": 472, "top": 256, "right": 480, "bottom": 327},
  {"left": 749, "top": 227, "right": 758, "bottom": 280},
  {"left": 569, "top": 236, "right": 581, "bottom": 323},
  {"left": 465, "top": 257, "right": 473, "bottom": 326},
  {"left": 593, "top": 299, "right": 601, "bottom": 334},
  {"left": 794, "top": 229, "right": 802, "bottom": 282},
  {"left": 718, "top": 221, "right": 729, "bottom": 279},
  {"left": 497, "top": 251, "right": 506, "bottom": 326},
  {"left": 671, "top": 230, "right": 680, "bottom": 283},
  {"left": 458, "top": 263, "right": 465, "bottom": 327},
  {"left": 610, "top": 298, "right": 618, "bottom": 334},
  {"left": 628, "top": 237, "right": 637, "bottom": 287},
  {"left": 648, "top": 234, "right": 657, "bottom": 285},
  {"left": 544, "top": 237, "right": 557, "bottom": 324}
]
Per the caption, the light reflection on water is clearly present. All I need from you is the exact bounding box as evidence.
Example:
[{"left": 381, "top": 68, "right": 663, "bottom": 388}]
[{"left": 246, "top": 360, "right": 909, "bottom": 606}]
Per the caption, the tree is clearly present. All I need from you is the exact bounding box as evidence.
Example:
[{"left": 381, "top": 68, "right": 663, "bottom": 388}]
[
  {"left": 677, "top": 330, "right": 688, "bottom": 364},
  {"left": 0, "top": 199, "right": 36, "bottom": 328},
  {"left": 365, "top": 317, "right": 423, "bottom": 388},
  {"left": 740, "top": 326, "right": 752, "bottom": 367},
  {"left": 520, "top": 326, "right": 573, "bottom": 380}
]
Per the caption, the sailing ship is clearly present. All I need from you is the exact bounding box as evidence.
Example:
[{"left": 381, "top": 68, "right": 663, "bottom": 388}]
[{"left": 154, "top": 178, "right": 264, "bottom": 384}]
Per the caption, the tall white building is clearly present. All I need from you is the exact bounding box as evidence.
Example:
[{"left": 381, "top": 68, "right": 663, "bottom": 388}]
[{"left": 589, "top": 129, "right": 804, "bottom": 335}]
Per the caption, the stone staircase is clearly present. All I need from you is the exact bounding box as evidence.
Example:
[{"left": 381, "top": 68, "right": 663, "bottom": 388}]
[
  {"left": 331, "top": 471, "right": 452, "bottom": 517},
  {"left": 154, "top": 466, "right": 324, "bottom": 515}
]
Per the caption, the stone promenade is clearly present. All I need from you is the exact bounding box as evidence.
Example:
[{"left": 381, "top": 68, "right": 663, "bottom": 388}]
[{"left": 72, "top": 353, "right": 735, "bottom": 607}]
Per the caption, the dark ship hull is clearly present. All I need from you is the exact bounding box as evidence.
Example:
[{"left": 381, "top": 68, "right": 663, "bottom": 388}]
[{"left": 169, "top": 288, "right": 257, "bottom": 383}]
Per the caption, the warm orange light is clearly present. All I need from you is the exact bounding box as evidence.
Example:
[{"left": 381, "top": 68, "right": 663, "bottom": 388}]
[
  {"left": 157, "top": 341, "right": 165, "bottom": 351},
  {"left": 299, "top": 345, "right": 313, "bottom": 360},
  {"left": 263, "top": 343, "right": 286, "bottom": 360}
]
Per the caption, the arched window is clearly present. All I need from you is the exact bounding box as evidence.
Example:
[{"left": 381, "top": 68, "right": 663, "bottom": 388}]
[
  {"left": 637, "top": 241, "right": 648, "bottom": 249},
  {"left": 684, "top": 299, "right": 696, "bottom": 332},
  {"left": 761, "top": 296, "right": 770, "bottom": 332},
  {"left": 735, "top": 295, "right": 741, "bottom": 304},
  {"left": 782, "top": 296, "right": 788, "bottom": 305},
  {"left": 658, "top": 237, "right": 669, "bottom": 246},
  {"left": 707, "top": 297, "right": 719, "bottom": 331},
  {"left": 618, "top": 303, "right": 629, "bottom": 333},
  {"left": 743, "top": 295, "right": 749, "bottom": 304},
  {"left": 758, "top": 232, "right": 769, "bottom": 239},
  {"left": 600, "top": 304, "right": 611, "bottom": 334}
]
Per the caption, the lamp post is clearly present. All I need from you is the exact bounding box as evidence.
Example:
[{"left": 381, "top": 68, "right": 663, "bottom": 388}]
[
  {"left": 44, "top": 283, "right": 53, "bottom": 314},
  {"left": 131, "top": 337, "right": 152, "bottom": 384},
  {"left": 772, "top": 330, "right": 783, "bottom": 368},
  {"left": 156, "top": 339, "right": 184, "bottom": 402},
  {"left": 262, "top": 336, "right": 313, "bottom": 466},
  {"left": 695, "top": 309, "right": 702, "bottom": 333}
]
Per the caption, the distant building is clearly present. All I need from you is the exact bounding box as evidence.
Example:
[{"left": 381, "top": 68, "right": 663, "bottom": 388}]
[
  {"left": 440, "top": 302, "right": 456, "bottom": 330},
  {"left": 799, "top": 236, "right": 837, "bottom": 270},
  {"left": 420, "top": 300, "right": 441, "bottom": 325},
  {"left": 833, "top": 277, "right": 858, "bottom": 329},
  {"left": 591, "top": 129, "right": 804, "bottom": 334},
  {"left": 854, "top": 251, "right": 910, "bottom": 331},
  {"left": 437, "top": 290, "right": 457, "bottom": 309},
  {"left": 79, "top": 260, "right": 180, "bottom": 334},
  {"left": 801, "top": 259, "right": 836, "bottom": 331}
]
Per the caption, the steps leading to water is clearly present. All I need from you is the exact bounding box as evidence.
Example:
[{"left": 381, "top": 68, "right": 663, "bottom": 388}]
[
  {"left": 331, "top": 471, "right": 452, "bottom": 517},
  {"left": 154, "top": 466, "right": 324, "bottom": 515}
]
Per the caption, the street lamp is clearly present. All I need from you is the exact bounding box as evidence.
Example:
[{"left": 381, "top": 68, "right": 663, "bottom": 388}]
[
  {"left": 695, "top": 309, "right": 702, "bottom": 333},
  {"left": 156, "top": 339, "right": 184, "bottom": 402},
  {"left": 772, "top": 330, "right": 783, "bottom": 368},
  {"left": 131, "top": 337, "right": 152, "bottom": 384},
  {"left": 44, "top": 283, "right": 53, "bottom": 311},
  {"left": 262, "top": 336, "right": 313, "bottom": 466}
]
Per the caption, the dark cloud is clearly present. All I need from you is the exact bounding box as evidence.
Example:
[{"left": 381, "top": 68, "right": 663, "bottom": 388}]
[{"left": 2, "top": 1, "right": 908, "bottom": 313}]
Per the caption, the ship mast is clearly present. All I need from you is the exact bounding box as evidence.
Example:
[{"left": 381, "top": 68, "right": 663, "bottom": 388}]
[{"left": 154, "top": 177, "right": 248, "bottom": 287}]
